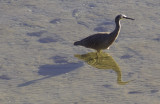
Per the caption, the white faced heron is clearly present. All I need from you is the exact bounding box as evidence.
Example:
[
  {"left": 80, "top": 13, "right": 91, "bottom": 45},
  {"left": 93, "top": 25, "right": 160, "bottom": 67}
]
[{"left": 74, "top": 14, "right": 134, "bottom": 53}]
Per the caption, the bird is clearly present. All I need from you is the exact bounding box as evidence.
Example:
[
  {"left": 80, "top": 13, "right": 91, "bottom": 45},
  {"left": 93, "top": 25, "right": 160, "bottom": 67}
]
[{"left": 74, "top": 14, "right": 134, "bottom": 53}]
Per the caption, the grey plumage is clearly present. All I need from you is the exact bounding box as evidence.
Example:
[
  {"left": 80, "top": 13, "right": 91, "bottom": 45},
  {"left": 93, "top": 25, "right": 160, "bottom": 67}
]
[{"left": 74, "top": 14, "right": 134, "bottom": 52}]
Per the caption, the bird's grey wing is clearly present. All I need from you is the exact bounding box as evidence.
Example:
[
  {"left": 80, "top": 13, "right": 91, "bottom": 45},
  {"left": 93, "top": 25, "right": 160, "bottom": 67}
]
[{"left": 80, "top": 34, "right": 107, "bottom": 48}]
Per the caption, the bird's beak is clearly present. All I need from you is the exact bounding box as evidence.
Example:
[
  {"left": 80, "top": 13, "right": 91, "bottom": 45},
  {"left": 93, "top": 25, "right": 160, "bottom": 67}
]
[{"left": 124, "top": 17, "right": 135, "bottom": 20}]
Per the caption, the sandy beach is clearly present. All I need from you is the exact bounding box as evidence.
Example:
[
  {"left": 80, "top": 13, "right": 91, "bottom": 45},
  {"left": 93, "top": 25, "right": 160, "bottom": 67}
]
[{"left": 0, "top": 0, "right": 160, "bottom": 104}]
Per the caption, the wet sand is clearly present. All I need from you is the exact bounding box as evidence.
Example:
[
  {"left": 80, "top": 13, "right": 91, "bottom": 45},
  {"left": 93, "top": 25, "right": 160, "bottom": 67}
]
[{"left": 0, "top": 0, "right": 160, "bottom": 104}]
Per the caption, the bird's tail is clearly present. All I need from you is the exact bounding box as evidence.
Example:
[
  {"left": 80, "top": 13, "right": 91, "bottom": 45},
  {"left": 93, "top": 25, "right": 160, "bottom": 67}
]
[{"left": 74, "top": 41, "right": 81, "bottom": 46}]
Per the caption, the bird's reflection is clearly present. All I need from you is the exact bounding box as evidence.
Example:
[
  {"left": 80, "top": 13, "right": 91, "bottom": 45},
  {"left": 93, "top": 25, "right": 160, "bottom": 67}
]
[{"left": 74, "top": 52, "right": 131, "bottom": 85}]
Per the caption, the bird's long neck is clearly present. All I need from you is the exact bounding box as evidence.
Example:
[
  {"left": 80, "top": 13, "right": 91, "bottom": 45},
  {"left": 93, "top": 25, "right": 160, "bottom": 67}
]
[{"left": 110, "top": 19, "right": 121, "bottom": 40}]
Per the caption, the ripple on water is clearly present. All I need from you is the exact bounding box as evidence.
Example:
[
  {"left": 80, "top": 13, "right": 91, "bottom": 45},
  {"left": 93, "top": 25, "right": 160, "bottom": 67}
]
[
  {"left": 38, "top": 37, "right": 58, "bottom": 43},
  {"left": 26, "top": 30, "right": 47, "bottom": 37},
  {"left": 50, "top": 18, "right": 61, "bottom": 24},
  {"left": 120, "top": 54, "right": 133, "bottom": 59},
  {"left": 0, "top": 75, "right": 11, "bottom": 80},
  {"left": 128, "top": 91, "right": 143, "bottom": 94},
  {"left": 150, "top": 89, "right": 159, "bottom": 94}
]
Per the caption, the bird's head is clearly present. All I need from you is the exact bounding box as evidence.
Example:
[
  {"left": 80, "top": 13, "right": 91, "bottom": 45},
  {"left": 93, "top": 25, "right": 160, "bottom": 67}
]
[{"left": 116, "top": 14, "right": 135, "bottom": 21}]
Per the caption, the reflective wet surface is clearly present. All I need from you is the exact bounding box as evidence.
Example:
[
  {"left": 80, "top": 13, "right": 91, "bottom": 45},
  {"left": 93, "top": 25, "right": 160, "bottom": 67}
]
[
  {"left": 0, "top": 0, "right": 160, "bottom": 104},
  {"left": 75, "top": 52, "right": 131, "bottom": 85}
]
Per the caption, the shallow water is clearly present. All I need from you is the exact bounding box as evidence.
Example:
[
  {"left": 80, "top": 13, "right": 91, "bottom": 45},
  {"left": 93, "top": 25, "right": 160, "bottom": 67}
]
[{"left": 0, "top": 0, "right": 160, "bottom": 104}]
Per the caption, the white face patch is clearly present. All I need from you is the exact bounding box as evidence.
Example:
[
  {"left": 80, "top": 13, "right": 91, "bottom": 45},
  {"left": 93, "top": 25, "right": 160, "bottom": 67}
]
[{"left": 121, "top": 14, "right": 127, "bottom": 18}]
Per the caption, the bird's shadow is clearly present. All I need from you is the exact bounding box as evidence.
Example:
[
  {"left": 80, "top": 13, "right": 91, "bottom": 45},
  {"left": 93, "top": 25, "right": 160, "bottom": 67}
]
[{"left": 18, "top": 56, "right": 83, "bottom": 87}]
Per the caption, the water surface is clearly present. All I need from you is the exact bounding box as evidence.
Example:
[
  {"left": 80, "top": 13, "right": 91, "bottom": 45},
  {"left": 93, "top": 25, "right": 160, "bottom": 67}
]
[{"left": 0, "top": 0, "right": 160, "bottom": 104}]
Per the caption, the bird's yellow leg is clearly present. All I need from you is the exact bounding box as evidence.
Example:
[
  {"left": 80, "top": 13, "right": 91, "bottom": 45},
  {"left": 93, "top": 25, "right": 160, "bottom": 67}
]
[
  {"left": 96, "top": 50, "right": 103, "bottom": 62},
  {"left": 97, "top": 50, "right": 103, "bottom": 56}
]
